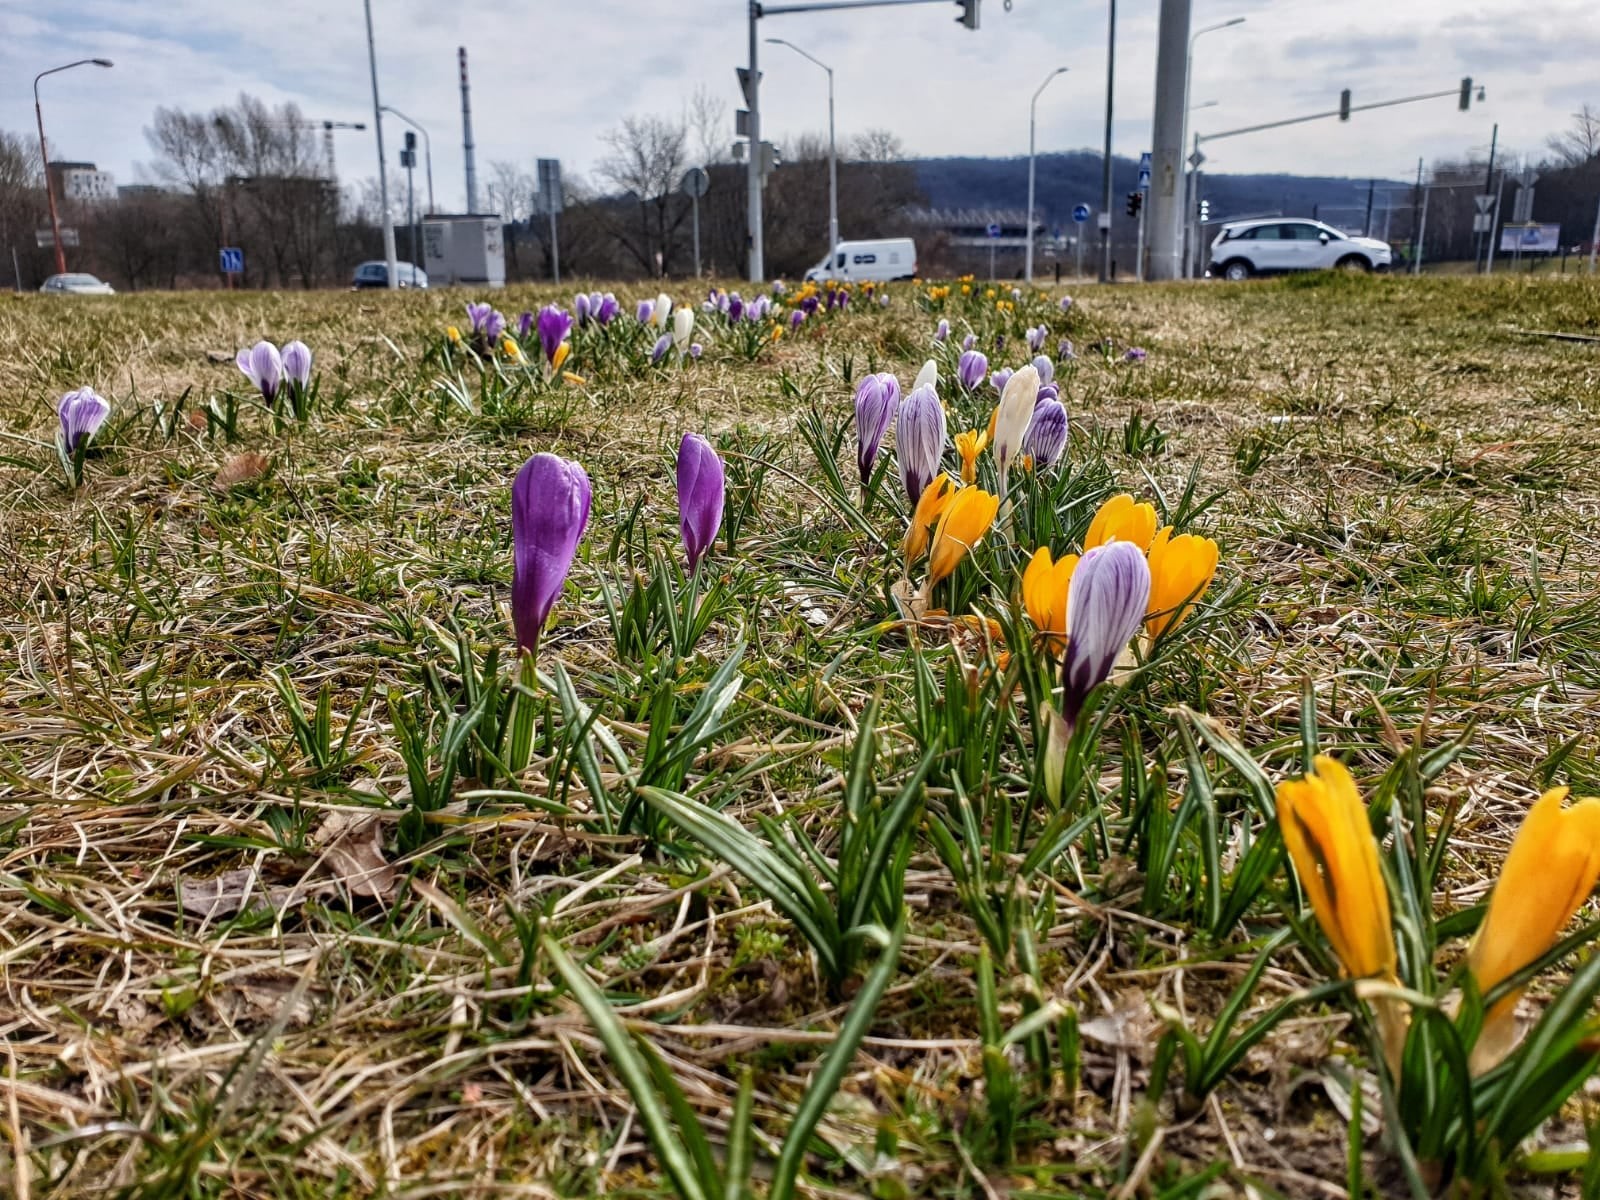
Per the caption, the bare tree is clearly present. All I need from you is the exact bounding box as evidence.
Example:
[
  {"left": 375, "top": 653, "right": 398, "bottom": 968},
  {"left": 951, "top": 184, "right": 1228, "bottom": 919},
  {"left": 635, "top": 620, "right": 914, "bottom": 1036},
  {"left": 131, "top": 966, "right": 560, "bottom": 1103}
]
[
  {"left": 1546, "top": 104, "right": 1600, "bottom": 168},
  {"left": 598, "top": 114, "right": 691, "bottom": 275},
  {"left": 0, "top": 130, "right": 44, "bottom": 283},
  {"left": 851, "top": 128, "right": 906, "bottom": 163},
  {"left": 486, "top": 160, "right": 534, "bottom": 223},
  {"left": 685, "top": 84, "right": 729, "bottom": 169}
]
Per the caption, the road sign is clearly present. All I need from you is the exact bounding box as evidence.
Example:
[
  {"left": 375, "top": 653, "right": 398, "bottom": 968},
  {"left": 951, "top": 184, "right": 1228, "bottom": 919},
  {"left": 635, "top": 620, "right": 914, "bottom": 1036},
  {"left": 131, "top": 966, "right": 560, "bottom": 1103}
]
[
  {"left": 1188, "top": 149, "right": 1206, "bottom": 169},
  {"left": 736, "top": 67, "right": 761, "bottom": 106},
  {"left": 1072, "top": 203, "right": 1090, "bottom": 223},
  {"left": 680, "top": 167, "right": 710, "bottom": 199},
  {"left": 1138, "top": 150, "right": 1152, "bottom": 191},
  {"left": 1475, "top": 194, "right": 1495, "bottom": 214},
  {"left": 35, "top": 227, "right": 79, "bottom": 249},
  {"left": 736, "top": 109, "right": 751, "bottom": 137},
  {"left": 1472, "top": 213, "right": 1493, "bottom": 233},
  {"left": 535, "top": 159, "right": 563, "bottom": 215},
  {"left": 986, "top": 222, "right": 1002, "bottom": 238},
  {"left": 1097, "top": 211, "right": 1111, "bottom": 232},
  {"left": 219, "top": 246, "right": 244, "bottom": 274}
]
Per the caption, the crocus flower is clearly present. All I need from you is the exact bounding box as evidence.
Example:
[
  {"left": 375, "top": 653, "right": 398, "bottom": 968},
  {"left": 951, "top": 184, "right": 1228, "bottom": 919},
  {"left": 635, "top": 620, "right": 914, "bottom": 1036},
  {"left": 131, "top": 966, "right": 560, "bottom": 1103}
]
[
  {"left": 1021, "top": 546, "right": 1077, "bottom": 652},
  {"left": 962, "top": 333, "right": 977, "bottom": 351},
  {"left": 236, "top": 340, "right": 283, "bottom": 403},
  {"left": 896, "top": 383, "right": 947, "bottom": 506},
  {"left": 1027, "top": 325, "right": 1047, "bottom": 353},
  {"left": 651, "top": 334, "right": 672, "bottom": 364},
  {"left": 902, "top": 472, "right": 955, "bottom": 572},
  {"left": 1037, "top": 384, "right": 1060, "bottom": 404},
  {"left": 954, "top": 428, "right": 988, "bottom": 484},
  {"left": 1467, "top": 787, "right": 1600, "bottom": 1074},
  {"left": 673, "top": 305, "right": 695, "bottom": 354},
  {"left": 925, "top": 485, "right": 999, "bottom": 589},
  {"left": 1024, "top": 396, "right": 1068, "bottom": 469},
  {"left": 1059, "top": 338, "right": 1076, "bottom": 361},
  {"left": 281, "top": 340, "right": 313, "bottom": 393},
  {"left": 1276, "top": 755, "right": 1407, "bottom": 1077},
  {"left": 511, "top": 453, "right": 592, "bottom": 655},
  {"left": 636, "top": 299, "right": 655, "bottom": 323},
  {"left": 1059, "top": 296, "right": 1074, "bottom": 313},
  {"left": 992, "top": 364, "right": 1040, "bottom": 489},
  {"left": 597, "top": 293, "right": 619, "bottom": 324},
  {"left": 935, "top": 319, "right": 950, "bottom": 342},
  {"left": 855, "top": 372, "right": 901, "bottom": 496},
  {"left": 517, "top": 311, "right": 534, "bottom": 339},
  {"left": 677, "top": 433, "right": 725, "bottom": 572},
  {"left": 772, "top": 279, "right": 787, "bottom": 295},
  {"left": 913, "top": 359, "right": 938, "bottom": 392},
  {"left": 466, "top": 301, "right": 493, "bottom": 335},
  {"left": 1145, "top": 528, "right": 1219, "bottom": 642},
  {"left": 1123, "top": 347, "right": 1148, "bottom": 363},
  {"left": 1084, "top": 494, "right": 1158, "bottom": 552},
  {"left": 956, "top": 349, "right": 988, "bottom": 392},
  {"left": 652, "top": 294, "right": 672, "bottom": 326},
  {"left": 1032, "top": 355, "right": 1054, "bottom": 386},
  {"left": 574, "top": 294, "right": 591, "bottom": 325},
  {"left": 801, "top": 295, "right": 820, "bottom": 316},
  {"left": 536, "top": 305, "right": 574, "bottom": 366},
  {"left": 57, "top": 386, "right": 111, "bottom": 457},
  {"left": 483, "top": 309, "right": 507, "bottom": 343},
  {"left": 789, "top": 310, "right": 805, "bottom": 331},
  {"left": 727, "top": 294, "right": 745, "bottom": 322},
  {"left": 1059, "top": 540, "right": 1150, "bottom": 728},
  {"left": 1012, "top": 288, "right": 1023, "bottom": 302},
  {"left": 990, "top": 367, "right": 1014, "bottom": 395},
  {"left": 689, "top": 343, "right": 703, "bottom": 359}
]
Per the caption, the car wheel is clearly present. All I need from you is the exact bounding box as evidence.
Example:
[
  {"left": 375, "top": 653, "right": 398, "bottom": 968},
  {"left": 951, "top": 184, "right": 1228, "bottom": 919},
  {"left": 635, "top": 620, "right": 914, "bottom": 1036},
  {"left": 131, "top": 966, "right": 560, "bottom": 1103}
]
[
  {"left": 1222, "top": 259, "right": 1252, "bottom": 282},
  {"left": 1335, "top": 254, "right": 1370, "bottom": 273}
]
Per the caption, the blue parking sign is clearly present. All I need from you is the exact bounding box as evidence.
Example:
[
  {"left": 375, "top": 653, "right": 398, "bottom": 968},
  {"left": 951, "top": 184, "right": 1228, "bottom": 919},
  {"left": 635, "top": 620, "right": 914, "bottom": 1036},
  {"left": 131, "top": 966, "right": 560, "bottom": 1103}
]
[
  {"left": 220, "top": 247, "right": 244, "bottom": 274},
  {"left": 1072, "top": 204, "right": 1090, "bottom": 223}
]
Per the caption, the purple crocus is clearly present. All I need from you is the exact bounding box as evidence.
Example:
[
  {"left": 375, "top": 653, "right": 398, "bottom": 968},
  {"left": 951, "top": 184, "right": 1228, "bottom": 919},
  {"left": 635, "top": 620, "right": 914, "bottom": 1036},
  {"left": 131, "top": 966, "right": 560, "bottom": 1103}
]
[
  {"left": 854, "top": 372, "right": 901, "bottom": 495},
  {"left": 961, "top": 333, "right": 977, "bottom": 351},
  {"left": 1025, "top": 397, "right": 1069, "bottom": 468},
  {"left": 689, "top": 343, "right": 703, "bottom": 359},
  {"left": 749, "top": 294, "right": 771, "bottom": 321},
  {"left": 1059, "top": 296, "right": 1074, "bottom": 313},
  {"left": 1037, "top": 383, "right": 1060, "bottom": 404},
  {"left": 484, "top": 310, "right": 507, "bottom": 343},
  {"left": 896, "top": 383, "right": 947, "bottom": 505},
  {"left": 636, "top": 298, "right": 655, "bottom": 323},
  {"left": 1027, "top": 325, "right": 1047, "bottom": 353},
  {"left": 801, "top": 295, "right": 820, "bottom": 316},
  {"left": 236, "top": 340, "right": 283, "bottom": 403},
  {"left": 789, "top": 309, "right": 805, "bottom": 331},
  {"left": 467, "top": 301, "right": 494, "bottom": 335},
  {"left": 727, "top": 294, "right": 745, "bottom": 323},
  {"left": 1059, "top": 338, "right": 1076, "bottom": 361},
  {"left": 772, "top": 279, "right": 788, "bottom": 295},
  {"left": 596, "top": 293, "right": 620, "bottom": 324},
  {"left": 651, "top": 333, "right": 672, "bottom": 364},
  {"left": 990, "top": 368, "right": 1014, "bottom": 395},
  {"left": 677, "top": 433, "right": 725, "bottom": 572},
  {"left": 57, "top": 386, "right": 111, "bottom": 456},
  {"left": 1123, "top": 347, "right": 1148, "bottom": 363},
  {"left": 517, "top": 310, "right": 535, "bottom": 339},
  {"left": 1060, "top": 540, "right": 1151, "bottom": 727},
  {"left": 536, "top": 305, "right": 574, "bottom": 365},
  {"left": 1032, "top": 355, "right": 1054, "bottom": 386},
  {"left": 574, "top": 293, "right": 591, "bottom": 325},
  {"left": 281, "top": 341, "right": 313, "bottom": 392},
  {"left": 935, "top": 319, "right": 950, "bottom": 343},
  {"left": 956, "top": 349, "right": 988, "bottom": 392},
  {"left": 511, "top": 453, "right": 592, "bottom": 655}
]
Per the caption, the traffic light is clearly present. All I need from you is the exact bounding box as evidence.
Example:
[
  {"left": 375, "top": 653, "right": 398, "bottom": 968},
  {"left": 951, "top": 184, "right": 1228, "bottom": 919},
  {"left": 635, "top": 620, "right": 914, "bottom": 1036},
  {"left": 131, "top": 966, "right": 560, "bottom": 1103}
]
[
  {"left": 955, "top": 0, "right": 979, "bottom": 30},
  {"left": 1126, "top": 191, "right": 1142, "bottom": 218},
  {"left": 1339, "top": 89, "right": 1351, "bottom": 121},
  {"left": 1198, "top": 199, "right": 1211, "bottom": 223},
  {"left": 1459, "top": 76, "right": 1473, "bottom": 110},
  {"left": 404, "top": 131, "right": 417, "bottom": 151}
]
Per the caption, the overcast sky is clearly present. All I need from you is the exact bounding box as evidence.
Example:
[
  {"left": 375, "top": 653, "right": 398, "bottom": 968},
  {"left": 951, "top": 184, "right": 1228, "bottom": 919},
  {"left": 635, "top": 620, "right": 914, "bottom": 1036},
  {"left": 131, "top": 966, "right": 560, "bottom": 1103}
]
[{"left": 6, "top": 0, "right": 1595, "bottom": 211}]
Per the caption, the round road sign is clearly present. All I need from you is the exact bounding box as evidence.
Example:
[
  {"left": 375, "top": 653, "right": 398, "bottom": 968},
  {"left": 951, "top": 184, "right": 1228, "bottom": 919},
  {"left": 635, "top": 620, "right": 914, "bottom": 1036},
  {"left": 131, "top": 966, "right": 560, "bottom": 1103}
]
[
  {"left": 680, "top": 166, "right": 710, "bottom": 199},
  {"left": 1072, "top": 203, "right": 1090, "bottom": 223}
]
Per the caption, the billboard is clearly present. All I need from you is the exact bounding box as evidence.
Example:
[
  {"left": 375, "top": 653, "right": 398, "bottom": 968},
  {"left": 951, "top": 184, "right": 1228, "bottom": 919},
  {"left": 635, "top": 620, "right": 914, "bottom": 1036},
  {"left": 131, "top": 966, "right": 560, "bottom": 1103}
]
[{"left": 1499, "top": 223, "right": 1562, "bottom": 253}]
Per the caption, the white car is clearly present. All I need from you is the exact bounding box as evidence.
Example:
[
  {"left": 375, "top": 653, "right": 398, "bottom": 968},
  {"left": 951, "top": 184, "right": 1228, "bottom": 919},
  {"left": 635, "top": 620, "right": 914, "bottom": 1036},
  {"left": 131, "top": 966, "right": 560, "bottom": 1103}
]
[
  {"left": 40, "top": 273, "right": 115, "bottom": 295},
  {"left": 1208, "top": 219, "right": 1391, "bottom": 281}
]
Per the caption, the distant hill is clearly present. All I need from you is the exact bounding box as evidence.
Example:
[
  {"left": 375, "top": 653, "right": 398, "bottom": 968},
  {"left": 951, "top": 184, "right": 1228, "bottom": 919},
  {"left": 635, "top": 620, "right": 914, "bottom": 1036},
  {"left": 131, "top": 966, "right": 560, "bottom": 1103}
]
[{"left": 912, "top": 151, "right": 1409, "bottom": 234}]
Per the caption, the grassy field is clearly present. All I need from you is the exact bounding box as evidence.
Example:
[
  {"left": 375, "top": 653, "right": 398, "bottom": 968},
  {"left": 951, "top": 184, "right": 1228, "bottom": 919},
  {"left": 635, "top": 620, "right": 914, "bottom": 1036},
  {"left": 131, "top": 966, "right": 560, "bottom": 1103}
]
[{"left": 4, "top": 271, "right": 1600, "bottom": 1200}]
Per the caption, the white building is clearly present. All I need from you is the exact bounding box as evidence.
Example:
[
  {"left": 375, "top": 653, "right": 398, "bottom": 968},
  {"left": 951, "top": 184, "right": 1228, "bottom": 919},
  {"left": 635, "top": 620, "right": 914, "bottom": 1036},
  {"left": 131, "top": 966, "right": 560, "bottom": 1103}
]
[{"left": 50, "top": 162, "right": 117, "bottom": 204}]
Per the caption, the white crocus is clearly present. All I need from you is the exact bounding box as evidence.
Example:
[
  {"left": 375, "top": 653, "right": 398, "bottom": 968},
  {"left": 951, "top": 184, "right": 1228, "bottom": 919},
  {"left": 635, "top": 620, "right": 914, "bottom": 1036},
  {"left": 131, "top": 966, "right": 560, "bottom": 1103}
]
[
  {"left": 673, "top": 305, "right": 695, "bottom": 353},
  {"left": 913, "top": 358, "right": 938, "bottom": 393},
  {"left": 653, "top": 293, "right": 672, "bottom": 326},
  {"left": 993, "top": 363, "right": 1040, "bottom": 504}
]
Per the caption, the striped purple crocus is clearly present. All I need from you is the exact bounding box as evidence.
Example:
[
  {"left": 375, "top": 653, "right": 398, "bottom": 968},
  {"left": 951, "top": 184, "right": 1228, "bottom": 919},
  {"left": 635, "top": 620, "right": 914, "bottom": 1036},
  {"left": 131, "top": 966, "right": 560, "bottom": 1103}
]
[
  {"left": 595, "top": 293, "right": 620, "bottom": 324},
  {"left": 854, "top": 372, "right": 901, "bottom": 497},
  {"left": 58, "top": 386, "right": 111, "bottom": 456},
  {"left": 962, "top": 333, "right": 976, "bottom": 351},
  {"left": 677, "top": 433, "right": 725, "bottom": 572},
  {"left": 467, "top": 302, "right": 494, "bottom": 335},
  {"left": 236, "top": 340, "right": 283, "bottom": 403},
  {"left": 1025, "top": 396, "right": 1068, "bottom": 468},
  {"left": 1032, "top": 355, "right": 1054, "bottom": 386},
  {"left": 511, "top": 453, "right": 592, "bottom": 656},
  {"left": 990, "top": 367, "right": 1014, "bottom": 395},
  {"left": 651, "top": 333, "right": 672, "bottom": 364},
  {"left": 281, "top": 341, "right": 313, "bottom": 393},
  {"left": 896, "top": 383, "right": 947, "bottom": 505},
  {"left": 574, "top": 293, "right": 591, "bottom": 325},
  {"left": 1060, "top": 540, "right": 1150, "bottom": 728},
  {"left": 935, "top": 319, "right": 950, "bottom": 343},
  {"left": 957, "top": 349, "right": 988, "bottom": 392},
  {"left": 1027, "top": 325, "right": 1047, "bottom": 352}
]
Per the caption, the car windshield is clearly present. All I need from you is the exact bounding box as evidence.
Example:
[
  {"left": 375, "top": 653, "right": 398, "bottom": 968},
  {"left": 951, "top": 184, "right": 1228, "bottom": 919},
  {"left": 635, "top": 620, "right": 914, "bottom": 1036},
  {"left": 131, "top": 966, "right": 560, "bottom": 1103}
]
[{"left": 62, "top": 275, "right": 99, "bottom": 284}]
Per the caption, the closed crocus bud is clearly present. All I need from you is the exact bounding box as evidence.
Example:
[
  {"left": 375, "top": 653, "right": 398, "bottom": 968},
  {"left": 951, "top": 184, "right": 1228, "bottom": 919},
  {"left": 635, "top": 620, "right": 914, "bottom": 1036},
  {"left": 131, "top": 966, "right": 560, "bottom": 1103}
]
[
  {"left": 990, "top": 367, "right": 1014, "bottom": 395},
  {"left": 935, "top": 318, "right": 950, "bottom": 342},
  {"left": 281, "top": 340, "right": 313, "bottom": 391},
  {"left": 1037, "top": 383, "right": 1060, "bottom": 404},
  {"left": 651, "top": 334, "right": 672, "bottom": 364},
  {"left": 466, "top": 301, "right": 492, "bottom": 334},
  {"left": 1025, "top": 396, "right": 1068, "bottom": 468},
  {"left": 1058, "top": 338, "right": 1076, "bottom": 361},
  {"left": 1027, "top": 325, "right": 1046, "bottom": 352},
  {"left": 511, "top": 453, "right": 592, "bottom": 656},
  {"left": 484, "top": 310, "right": 507, "bottom": 343},
  {"left": 57, "top": 386, "right": 111, "bottom": 456},
  {"left": 855, "top": 372, "right": 901, "bottom": 494},
  {"left": 727, "top": 294, "right": 745, "bottom": 322},
  {"left": 236, "top": 340, "right": 283, "bottom": 403},
  {"left": 537, "top": 306, "right": 574, "bottom": 365},
  {"left": 956, "top": 349, "right": 988, "bottom": 392},
  {"left": 1145, "top": 527, "right": 1219, "bottom": 641},
  {"left": 789, "top": 309, "right": 805, "bottom": 330},
  {"left": 992, "top": 364, "right": 1040, "bottom": 482},
  {"left": 1085, "top": 494, "right": 1159, "bottom": 552},
  {"left": 913, "top": 359, "right": 938, "bottom": 392},
  {"left": 677, "top": 433, "right": 725, "bottom": 572},
  {"left": 574, "top": 293, "right": 591, "bottom": 325},
  {"left": 689, "top": 343, "right": 703, "bottom": 359},
  {"left": 962, "top": 333, "right": 977, "bottom": 351},
  {"left": 653, "top": 294, "right": 672, "bottom": 326},
  {"left": 636, "top": 298, "right": 654, "bottom": 323},
  {"left": 1059, "top": 540, "right": 1150, "bottom": 729},
  {"left": 896, "top": 383, "right": 947, "bottom": 506},
  {"left": 1032, "top": 355, "right": 1054, "bottom": 386},
  {"left": 517, "top": 310, "right": 534, "bottom": 339},
  {"left": 673, "top": 305, "right": 695, "bottom": 352},
  {"left": 1059, "top": 295, "right": 1074, "bottom": 313}
]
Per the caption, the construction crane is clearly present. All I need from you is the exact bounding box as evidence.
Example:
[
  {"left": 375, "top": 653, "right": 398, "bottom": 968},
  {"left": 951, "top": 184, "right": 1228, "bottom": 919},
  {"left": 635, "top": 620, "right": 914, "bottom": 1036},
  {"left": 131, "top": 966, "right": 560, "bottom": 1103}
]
[{"left": 318, "top": 120, "right": 365, "bottom": 180}]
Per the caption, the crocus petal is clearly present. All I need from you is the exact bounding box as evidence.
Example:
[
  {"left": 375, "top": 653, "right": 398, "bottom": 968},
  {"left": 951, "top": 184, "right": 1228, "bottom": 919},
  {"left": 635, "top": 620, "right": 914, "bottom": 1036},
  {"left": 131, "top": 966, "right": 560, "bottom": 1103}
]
[
  {"left": 896, "top": 384, "right": 947, "bottom": 506},
  {"left": 1084, "top": 493, "right": 1158, "bottom": 552},
  {"left": 281, "top": 340, "right": 313, "bottom": 390},
  {"left": 58, "top": 387, "right": 111, "bottom": 455},
  {"left": 653, "top": 294, "right": 672, "bottom": 326},
  {"left": 954, "top": 428, "right": 988, "bottom": 484},
  {"left": 677, "top": 433, "right": 725, "bottom": 571},
  {"left": 935, "top": 319, "right": 950, "bottom": 342},
  {"left": 902, "top": 472, "right": 955, "bottom": 571},
  {"left": 913, "top": 359, "right": 938, "bottom": 392},
  {"left": 1145, "top": 527, "right": 1219, "bottom": 641},
  {"left": 957, "top": 349, "right": 988, "bottom": 392},
  {"left": 511, "top": 453, "right": 592, "bottom": 654},
  {"left": 926, "top": 485, "right": 999, "bottom": 587},
  {"left": 537, "top": 306, "right": 575, "bottom": 364},
  {"left": 992, "top": 364, "right": 1041, "bottom": 476},
  {"left": 990, "top": 368, "right": 1014, "bottom": 395},
  {"left": 1032, "top": 355, "right": 1054, "bottom": 386},
  {"left": 636, "top": 299, "right": 655, "bottom": 323},
  {"left": 1024, "top": 396, "right": 1068, "bottom": 468},
  {"left": 1060, "top": 540, "right": 1150, "bottom": 727},
  {"left": 1022, "top": 546, "right": 1077, "bottom": 646},
  {"left": 238, "top": 341, "right": 282, "bottom": 401},
  {"left": 651, "top": 334, "right": 672, "bottom": 364},
  {"left": 673, "top": 306, "right": 695, "bottom": 351},
  {"left": 855, "top": 372, "right": 901, "bottom": 490}
]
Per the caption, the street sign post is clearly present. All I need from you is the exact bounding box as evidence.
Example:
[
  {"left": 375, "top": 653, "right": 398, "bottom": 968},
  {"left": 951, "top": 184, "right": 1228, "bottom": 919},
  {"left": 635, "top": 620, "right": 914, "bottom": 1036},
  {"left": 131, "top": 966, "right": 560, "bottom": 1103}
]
[
  {"left": 1138, "top": 150, "right": 1152, "bottom": 191},
  {"left": 986, "top": 220, "right": 1002, "bottom": 281},
  {"left": 219, "top": 246, "right": 244, "bottom": 275},
  {"left": 36, "top": 228, "right": 80, "bottom": 249},
  {"left": 536, "top": 158, "right": 563, "bottom": 284},
  {"left": 680, "top": 167, "right": 711, "bottom": 276},
  {"left": 1072, "top": 203, "right": 1090, "bottom": 224},
  {"left": 1135, "top": 151, "right": 1152, "bottom": 283}
]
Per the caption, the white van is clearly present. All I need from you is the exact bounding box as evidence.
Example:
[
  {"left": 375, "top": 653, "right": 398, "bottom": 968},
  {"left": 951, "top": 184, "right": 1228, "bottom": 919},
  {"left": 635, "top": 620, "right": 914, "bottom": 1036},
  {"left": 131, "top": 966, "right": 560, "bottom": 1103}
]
[{"left": 804, "top": 238, "right": 918, "bottom": 283}]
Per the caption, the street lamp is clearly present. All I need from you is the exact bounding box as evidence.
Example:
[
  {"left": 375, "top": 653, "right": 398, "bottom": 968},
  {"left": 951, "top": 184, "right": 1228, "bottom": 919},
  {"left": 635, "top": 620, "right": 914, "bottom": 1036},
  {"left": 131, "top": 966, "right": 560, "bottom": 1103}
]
[
  {"left": 766, "top": 37, "right": 838, "bottom": 268},
  {"left": 361, "top": 0, "right": 398, "bottom": 290},
  {"left": 33, "top": 57, "right": 113, "bottom": 276},
  {"left": 1026, "top": 65, "right": 1069, "bottom": 283},
  {"left": 1179, "top": 17, "right": 1243, "bottom": 277},
  {"left": 380, "top": 106, "right": 434, "bottom": 214}
]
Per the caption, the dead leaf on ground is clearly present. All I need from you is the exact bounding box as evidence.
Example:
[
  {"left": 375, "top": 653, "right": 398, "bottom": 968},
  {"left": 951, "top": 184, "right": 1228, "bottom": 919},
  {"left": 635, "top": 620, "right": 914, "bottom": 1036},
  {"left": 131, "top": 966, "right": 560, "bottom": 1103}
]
[
  {"left": 312, "top": 809, "right": 397, "bottom": 900},
  {"left": 1080, "top": 988, "right": 1160, "bottom": 1058},
  {"left": 215, "top": 452, "right": 270, "bottom": 488}
]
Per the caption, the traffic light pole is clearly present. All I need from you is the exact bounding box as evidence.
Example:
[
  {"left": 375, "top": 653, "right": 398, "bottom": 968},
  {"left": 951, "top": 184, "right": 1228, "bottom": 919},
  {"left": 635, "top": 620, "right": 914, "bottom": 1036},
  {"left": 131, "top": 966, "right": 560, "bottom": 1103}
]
[
  {"left": 1197, "top": 82, "right": 1479, "bottom": 148},
  {"left": 1099, "top": 0, "right": 1116, "bottom": 283}
]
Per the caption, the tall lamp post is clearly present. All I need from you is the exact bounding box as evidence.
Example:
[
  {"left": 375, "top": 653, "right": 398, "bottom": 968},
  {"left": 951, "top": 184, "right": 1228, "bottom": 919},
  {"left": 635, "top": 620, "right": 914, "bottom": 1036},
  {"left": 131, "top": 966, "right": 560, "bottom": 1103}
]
[
  {"left": 33, "top": 57, "right": 113, "bottom": 276},
  {"left": 380, "top": 106, "right": 433, "bottom": 214},
  {"left": 1025, "top": 66, "right": 1069, "bottom": 283},
  {"left": 1178, "top": 17, "right": 1243, "bottom": 277},
  {"left": 362, "top": 0, "right": 398, "bottom": 289},
  {"left": 767, "top": 37, "right": 838, "bottom": 268}
]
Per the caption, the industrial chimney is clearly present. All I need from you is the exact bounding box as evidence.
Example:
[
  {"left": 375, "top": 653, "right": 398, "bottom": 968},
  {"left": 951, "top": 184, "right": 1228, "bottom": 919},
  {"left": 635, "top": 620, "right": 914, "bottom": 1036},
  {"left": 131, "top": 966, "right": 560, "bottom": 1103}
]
[{"left": 459, "top": 46, "right": 478, "bottom": 213}]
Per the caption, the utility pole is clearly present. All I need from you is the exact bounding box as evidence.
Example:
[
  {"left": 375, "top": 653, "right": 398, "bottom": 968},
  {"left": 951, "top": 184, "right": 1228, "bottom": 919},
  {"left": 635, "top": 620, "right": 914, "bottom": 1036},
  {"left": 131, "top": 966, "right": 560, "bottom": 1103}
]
[
  {"left": 362, "top": 0, "right": 397, "bottom": 289},
  {"left": 1145, "top": 0, "right": 1191, "bottom": 281},
  {"left": 1476, "top": 122, "right": 1497, "bottom": 272},
  {"left": 745, "top": 2, "right": 763, "bottom": 281},
  {"left": 1589, "top": 190, "right": 1600, "bottom": 274},
  {"left": 460, "top": 48, "right": 479, "bottom": 212},
  {"left": 1026, "top": 67, "right": 1069, "bottom": 283},
  {"left": 1099, "top": 0, "right": 1116, "bottom": 283},
  {"left": 1363, "top": 179, "right": 1375, "bottom": 237},
  {"left": 767, "top": 38, "right": 839, "bottom": 269}
]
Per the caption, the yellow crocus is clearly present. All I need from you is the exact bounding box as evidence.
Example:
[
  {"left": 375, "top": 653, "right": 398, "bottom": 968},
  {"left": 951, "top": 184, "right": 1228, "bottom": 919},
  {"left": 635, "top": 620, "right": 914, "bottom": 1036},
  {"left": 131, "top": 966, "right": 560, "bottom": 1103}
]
[
  {"left": 502, "top": 336, "right": 524, "bottom": 361},
  {"left": 1277, "top": 756, "right": 1407, "bottom": 1075},
  {"left": 1467, "top": 787, "right": 1600, "bottom": 1073},
  {"left": 1083, "top": 493, "right": 1158, "bottom": 552},
  {"left": 902, "top": 472, "right": 956, "bottom": 572},
  {"left": 955, "top": 428, "right": 989, "bottom": 483},
  {"left": 551, "top": 342, "right": 571, "bottom": 372},
  {"left": 1145, "top": 526, "right": 1219, "bottom": 641},
  {"left": 446, "top": 325, "right": 462, "bottom": 344},
  {"left": 1021, "top": 546, "right": 1077, "bottom": 651},
  {"left": 926, "top": 486, "right": 999, "bottom": 588}
]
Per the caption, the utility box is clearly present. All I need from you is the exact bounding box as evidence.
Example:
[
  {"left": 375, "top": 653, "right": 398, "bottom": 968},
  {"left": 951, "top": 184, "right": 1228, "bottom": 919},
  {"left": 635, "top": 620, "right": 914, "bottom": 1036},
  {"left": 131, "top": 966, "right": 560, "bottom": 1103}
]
[{"left": 421, "top": 215, "right": 505, "bottom": 288}]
